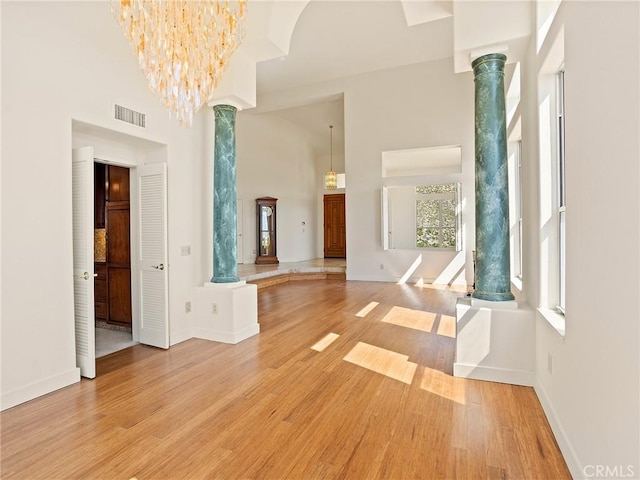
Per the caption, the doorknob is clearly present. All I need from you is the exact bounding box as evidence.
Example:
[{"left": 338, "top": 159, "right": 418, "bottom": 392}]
[
  {"left": 74, "top": 272, "right": 90, "bottom": 280},
  {"left": 152, "top": 263, "right": 165, "bottom": 270}
]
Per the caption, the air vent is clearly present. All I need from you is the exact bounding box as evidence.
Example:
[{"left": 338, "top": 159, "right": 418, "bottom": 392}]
[{"left": 115, "top": 104, "right": 146, "bottom": 128}]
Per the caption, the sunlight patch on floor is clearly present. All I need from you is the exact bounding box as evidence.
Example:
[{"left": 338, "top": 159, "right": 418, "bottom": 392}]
[
  {"left": 436, "top": 314, "right": 456, "bottom": 338},
  {"left": 397, "top": 254, "right": 422, "bottom": 284},
  {"left": 420, "top": 366, "right": 466, "bottom": 404},
  {"left": 355, "top": 301, "right": 379, "bottom": 317},
  {"left": 311, "top": 332, "right": 340, "bottom": 352},
  {"left": 381, "top": 306, "right": 436, "bottom": 332},
  {"left": 343, "top": 342, "right": 417, "bottom": 384}
]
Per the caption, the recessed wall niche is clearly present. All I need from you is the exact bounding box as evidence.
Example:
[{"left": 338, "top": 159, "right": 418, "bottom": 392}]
[{"left": 381, "top": 145, "right": 463, "bottom": 251}]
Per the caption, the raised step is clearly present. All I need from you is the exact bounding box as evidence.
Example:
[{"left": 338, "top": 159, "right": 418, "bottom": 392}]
[{"left": 248, "top": 271, "right": 346, "bottom": 290}]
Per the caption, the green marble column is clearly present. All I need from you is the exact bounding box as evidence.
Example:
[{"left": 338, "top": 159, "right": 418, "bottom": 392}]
[
  {"left": 471, "top": 53, "right": 514, "bottom": 302},
  {"left": 212, "top": 104, "right": 239, "bottom": 283}
]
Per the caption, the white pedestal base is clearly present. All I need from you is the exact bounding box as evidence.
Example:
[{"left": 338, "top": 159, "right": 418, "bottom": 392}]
[
  {"left": 454, "top": 297, "right": 534, "bottom": 386},
  {"left": 194, "top": 281, "right": 259, "bottom": 344}
]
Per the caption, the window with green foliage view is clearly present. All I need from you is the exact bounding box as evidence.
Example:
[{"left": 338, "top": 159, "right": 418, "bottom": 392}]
[{"left": 415, "top": 184, "right": 458, "bottom": 249}]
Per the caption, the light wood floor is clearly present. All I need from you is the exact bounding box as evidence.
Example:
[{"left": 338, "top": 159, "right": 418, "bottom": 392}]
[{"left": 1, "top": 280, "right": 571, "bottom": 479}]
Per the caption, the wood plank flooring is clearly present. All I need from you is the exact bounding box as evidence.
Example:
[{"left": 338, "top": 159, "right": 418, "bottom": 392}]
[{"left": 0, "top": 280, "right": 571, "bottom": 479}]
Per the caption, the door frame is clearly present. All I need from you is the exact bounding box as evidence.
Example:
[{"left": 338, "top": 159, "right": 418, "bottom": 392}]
[{"left": 72, "top": 119, "right": 171, "bottom": 371}]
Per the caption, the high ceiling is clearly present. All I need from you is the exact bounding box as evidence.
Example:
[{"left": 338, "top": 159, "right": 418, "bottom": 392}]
[
  {"left": 256, "top": 1, "right": 453, "bottom": 95},
  {"left": 240, "top": 0, "right": 530, "bottom": 161},
  {"left": 247, "top": 1, "right": 456, "bottom": 159}
]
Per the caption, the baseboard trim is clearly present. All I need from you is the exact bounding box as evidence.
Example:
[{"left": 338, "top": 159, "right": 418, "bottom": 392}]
[
  {"left": 453, "top": 362, "right": 534, "bottom": 387},
  {"left": 193, "top": 324, "right": 260, "bottom": 345},
  {"left": 534, "top": 378, "right": 583, "bottom": 479},
  {"left": 345, "top": 274, "right": 388, "bottom": 282},
  {"left": 1, "top": 368, "right": 81, "bottom": 411}
]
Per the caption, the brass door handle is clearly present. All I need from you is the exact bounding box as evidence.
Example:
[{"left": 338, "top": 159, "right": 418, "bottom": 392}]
[{"left": 152, "top": 263, "right": 165, "bottom": 271}]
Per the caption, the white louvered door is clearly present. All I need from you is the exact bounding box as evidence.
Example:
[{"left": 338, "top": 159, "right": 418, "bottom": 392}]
[
  {"left": 72, "top": 147, "right": 96, "bottom": 378},
  {"left": 138, "top": 163, "right": 169, "bottom": 348}
]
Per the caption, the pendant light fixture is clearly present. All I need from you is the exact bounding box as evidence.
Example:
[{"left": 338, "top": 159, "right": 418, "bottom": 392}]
[{"left": 324, "top": 125, "right": 337, "bottom": 190}]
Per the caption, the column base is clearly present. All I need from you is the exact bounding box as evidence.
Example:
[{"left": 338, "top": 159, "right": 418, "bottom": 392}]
[
  {"left": 471, "top": 290, "right": 515, "bottom": 302},
  {"left": 454, "top": 297, "right": 534, "bottom": 386},
  {"left": 471, "top": 298, "right": 518, "bottom": 310},
  {"left": 210, "top": 276, "right": 241, "bottom": 284},
  {"left": 194, "top": 282, "right": 259, "bottom": 344},
  {"left": 204, "top": 280, "right": 246, "bottom": 288}
]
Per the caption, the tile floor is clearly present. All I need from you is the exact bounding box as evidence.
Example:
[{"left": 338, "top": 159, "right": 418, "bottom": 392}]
[{"left": 95, "top": 327, "right": 138, "bottom": 358}]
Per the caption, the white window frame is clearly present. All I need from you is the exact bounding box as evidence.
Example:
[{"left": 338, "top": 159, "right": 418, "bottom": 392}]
[
  {"left": 557, "top": 69, "right": 566, "bottom": 314},
  {"left": 512, "top": 140, "right": 524, "bottom": 280},
  {"left": 536, "top": 23, "right": 565, "bottom": 335}
]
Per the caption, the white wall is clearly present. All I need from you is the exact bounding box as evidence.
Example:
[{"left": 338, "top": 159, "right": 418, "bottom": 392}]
[
  {"left": 342, "top": 58, "right": 475, "bottom": 284},
  {"left": 1, "top": 1, "right": 206, "bottom": 408},
  {"left": 525, "top": 2, "right": 640, "bottom": 477},
  {"left": 236, "top": 112, "right": 318, "bottom": 264}
]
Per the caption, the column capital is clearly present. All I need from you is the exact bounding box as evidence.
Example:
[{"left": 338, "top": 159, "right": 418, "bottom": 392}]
[
  {"left": 210, "top": 101, "right": 243, "bottom": 112},
  {"left": 472, "top": 53, "right": 507, "bottom": 77}
]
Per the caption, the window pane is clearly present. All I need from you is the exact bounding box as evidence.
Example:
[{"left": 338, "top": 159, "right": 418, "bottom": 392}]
[
  {"left": 558, "top": 70, "right": 566, "bottom": 208},
  {"left": 517, "top": 218, "right": 523, "bottom": 278},
  {"left": 441, "top": 199, "right": 455, "bottom": 226},
  {"left": 416, "top": 184, "right": 455, "bottom": 195},
  {"left": 416, "top": 228, "right": 428, "bottom": 247},
  {"left": 416, "top": 200, "right": 439, "bottom": 227},
  {"left": 417, "top": 228, "right": 440, "bottom": 248},
  {"left": 559, "top": 209, "right": 566, "bottom": 311},
  {"left": 517, "top": 141, "right": 523, "bottom": 278},
  {"left": 558, "top": 116, "right": 566, "bottom": 207},
  {"left": 442, "top": 228, "right": 456, "bottom": 248}
]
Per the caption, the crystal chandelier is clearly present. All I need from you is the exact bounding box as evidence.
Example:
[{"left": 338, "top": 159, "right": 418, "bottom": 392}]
[
  {"left": 324, "top": 125, "right": 337, "bottom": 190},
  {"left": 112, "top": 0, "right": 247, "bottom": 127}
]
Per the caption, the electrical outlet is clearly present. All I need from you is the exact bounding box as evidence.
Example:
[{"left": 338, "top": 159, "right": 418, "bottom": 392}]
[
  {"left": 547, "top": 353, "right": 553, "bottom": 374},
  {"left": 185, "top": 301, "right": 191, "bottom": 313},
  {"left": 180, "top": 245, "right": 191, "bottom": 256},
  {"left": 211, "top": 303, "right": 217, "bottom": 314}
]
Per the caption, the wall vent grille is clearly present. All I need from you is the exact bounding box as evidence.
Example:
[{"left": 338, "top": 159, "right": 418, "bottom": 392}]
[{"left": 115, "top": 104, "right": 146, "bottom": 128}]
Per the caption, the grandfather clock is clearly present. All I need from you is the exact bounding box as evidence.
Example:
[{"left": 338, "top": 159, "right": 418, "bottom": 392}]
[{"left": 255, "top": 197, "right": 279, "bottom": 264}]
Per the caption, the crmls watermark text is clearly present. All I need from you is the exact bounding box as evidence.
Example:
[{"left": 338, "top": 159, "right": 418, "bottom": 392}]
[{"left": 583, "top": 465, "right": 636, "bottom": 478}]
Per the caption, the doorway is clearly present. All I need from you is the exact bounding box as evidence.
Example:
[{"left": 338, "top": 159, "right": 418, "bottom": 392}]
[
  {"left": 72, "top": 133, "right": 170, "bottom": 378},
  {"left": 323, "top": 193, "right": 346, "bottom": 258},
  {"left": 93, "top": 162, "right": 137, "bottom": 357}
]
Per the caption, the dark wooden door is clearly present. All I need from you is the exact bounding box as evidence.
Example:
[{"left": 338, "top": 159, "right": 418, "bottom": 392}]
[
  {"left": 324, "top": 194, "right": 346, "bottom": 258},
  {"left": 106, "top": 203, "right": 131, "bottom": 325},
  {"left": 105, "top": 165, "right": 132, "bottom": 327}
]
